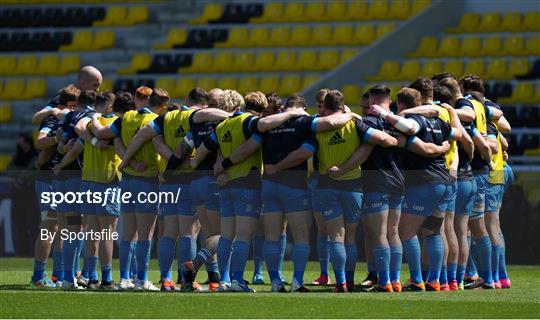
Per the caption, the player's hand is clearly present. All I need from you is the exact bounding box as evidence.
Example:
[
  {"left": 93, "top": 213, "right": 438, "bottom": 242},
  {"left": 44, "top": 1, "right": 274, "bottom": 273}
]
[
  {"left": 92, "top": 112, "right": 102, "bottom": 120},
  {"left": 52, "top": 165, "right": 61, "bottom": 176},
  {"left": 132, "top": 161, "right": 146, "bottom": 172},
  {"left": 95, "top": 139, "right": 109, "bottom": 150},
  {"left": 264, "top": 164, "right": 278, "bottom": 176},
  {"left": 216, "top": 173, "right": 229, "bottom": 187},
  {"left": 63, "top": 138, "right": 76, "bottom": 153},
  {"left": 368, "top": 104, "right": 384, "bottom": 117},
  {"left": 55, "top": 127, "right": 64, "bottom": 142},
  {"left": 289, "top": 108, "right": 309, "bottom": 117},
  {"left": 503, "top": 151, "right": 508, "bottom": 162},
  {"left": 327, "top": 166, "right": 343, "bottom": 178},
  {"left": 440, "top": 141, "right": 451, "bottom": 154},
  {"left": 441, "top": 103, "right": 454, "bottom": 110},
  {"left": 214, "top": 160, "right": 224, "bottom": 176},
  {"left": 344, "top": 105, "right": 351, "bottom": 113},
  {"left": 118, "top": 160, "right": 128, "bottom": 171},
  {"left": 397, "top": 135, "right": 407, "bottom": 148},
  {"left": 350, "top": 112, "right": 362, "bottom": 121},
  {"left": 450, "top": 168, "right": 458, "bottom": 181}
]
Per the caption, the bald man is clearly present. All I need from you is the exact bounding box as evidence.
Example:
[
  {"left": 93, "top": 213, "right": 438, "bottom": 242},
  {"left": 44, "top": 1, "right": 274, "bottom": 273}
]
[{"left": 76, "top": 66, "right": 103, "bottom": 92}]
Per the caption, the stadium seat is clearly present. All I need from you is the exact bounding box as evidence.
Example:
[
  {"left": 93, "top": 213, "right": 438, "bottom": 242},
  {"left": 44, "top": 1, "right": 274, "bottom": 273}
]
[
  {"left": 253, "top": 51, "right": 275, "bottom": 72},
  {"left": 156, "top": 78, "right": 176, "bottom": 98},
  {"left": 304, "top": 2, "right": 326, "bottom": 21},
  {"left": 278, "top": 75, "right": 301, "bottom": 96},
  {"left": 368, "top": 0, "right": 389, "bottom": 20},
  {"left": 503, "top": 36, "right": 526, "bottom": 56},
  {"left": 485, "top": 59, "right": 508, "bottom": 80},
  {"left": 213, "top": 52, "right": 234, "bottom": 72},
  {"left": 508, "top": 58, "right": 530, "bottom": 78},
  {"left": 523, "top": 11, "right": 540, "bottom": 31},
  {"left": 311, "top": 25, "right": 332, "bottom": 46},
  {"left": 340, "top": 49, "right": 358, "bottom": 64},
  {"left": 498, "top": 82, "right": 535, "bottom": 104},
  {"left": 59, "top": 55, "right": 81, "bottom": 75},
  {"left": 238, "top": 77, "right": 258, "bottom": 94},
  {"left": 346, "top": 1, "right": 369, "bottom": 21},
  {"left": 460, "top": 37, "right": 482, "bottom": 57},
  {"left": 437, "top": 36, "right": 461, "bottom": 57},
  {"left": 289, "top": 26, "right": 311, "bottom": 46},
  {"left": 464, "top": 59, "right": 485, "bottom": 78},
  {"left": 0, "top": 104, "right": 13, "bottom": 123},
  {"left": 421, "top": 60, "right": 443, "bottom": 76},
  {"left": 297, "top": 51, "right": 318, "bottom": 71},
  {"left": 0, "top": 56, "right": 16, "bottom": 75},
  {"left": 389, "top": 0, "right": 411, "bottom": 19},
  {"left": 448, "top": 12, "right": 480, "bottom": 33},
  {"left": 196, "top": 77, "right": 216, "bottom": 91},
  {"left": 342, "top": 85, "right": 361, "bottom": 106},
  {"left": 25, "top": 78, "right": 46, "bottom": 99},
  {"left": 445, "top": 60, "right": 464, "bottom": 78},
  {"left": 479, "top": 13, "right": 502, "bottom": 32},
  {"left": 15, "top": 55, "right": 38, "bottom": 76},
  {"left": 368, "top": 60, "right": 400, "bottom": 81},
  {"left": 215, "top": 27, "right": 248, "bottom": 48},
  {"left": 153, "top": 29, "right": 187, "bottom": 49},
  {"left": 125, "top": 6, "right": 148, "bottom": 25},
  {"left": 259, "top": 76, "right": 279, "bottom": 93},
  {"left": 232, "top": 52, "right": 255, "bottom": 72},
  {"left": 283, "top": 3, "right": 305, "bottom": 23},
  {"left": 317, "top": 50, "right": 339, "bottom": 70},
  {"left": 94, "top": 30, "right": 115, "bottom": 49},
  {"left": 501, "top": 12, "right": 523, "bottom": 32},
  {"left": 375, "top": 24, "right": 395, "bottom": 39},
  {"left": 411, "top": 0, "right": 431, "bottom": 15},
  {"left": 268, "top": 26, "right": 290, "bottom": 46},
  {"left": 333, "top": 25, "right": 354, "bottom": 45},
  {"left": 118, "top": 53, "right": 150, "bottom": 75},
  {"left": 388, "top": 84, "right": 402, "bottom": 100},
  {"left": 302, "top": 75, "right": 319, "bottom": 89},
  {"left": 353, "top": 24, "right": 375, "bottom": 45},
  {"left": 189, "top": 3, "right": 222, "bottom": 24},
  {"left": 0, "top": 155, "right": 12, "bottom": 173},
  {"left": 60, "top": 30, "right": 92, "bottom": 51},
  {"left": 326, "top": 1, "right": 347, "bottom": 21},
  {"left": 481, "top": 36, "right": 503, "bottom": 56},
  {"left": 248, "top": 27, "right": 270, "bottom": 47},
  {"left": 179, "top": 52, "right": 212, "bottom": 73},
  {"left": 217, "top": 77, "right": 237, "bottom": 90},
  {"left": 100, "top": 79, "right": 113, "bottom": 92},
  {"left": 526, "top": 36, "right": 540, "bottom": 55},
  {"left": 0, "top": 79, "right": 24, "bottom": 100},
  {"left": 251, "top": 2, "right": 284, "bottom": 23},
  {"left": 397, "top": 60, "right": 421, "bottom": 81},
  {"left": 275, "top": 51, "right": 297, "bottom": 71},
  {"left": 36, "top": 55, "right": 60, "bottom": 75},
  {"left": 176, "top": 78, "right": 195, "bottom": 98},
  {"left": 407, "top": 36, "right": 438, "bottom": 57},
  {"left": 94, "top": 6, "right": 127, "bottom": 26}
]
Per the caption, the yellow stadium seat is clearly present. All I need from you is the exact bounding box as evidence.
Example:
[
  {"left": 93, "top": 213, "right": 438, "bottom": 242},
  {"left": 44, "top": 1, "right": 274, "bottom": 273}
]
[
  {"left": 421, "top": 60, "right": 442, "bottom": 77},
  {"left": 94, "top": 6, "right": 127, "bottom": 26},
  {"left": 376, "top": 24, "right": 395, "bottom": 39},
  {"left": 238, "top": 77, "right": 258, "bottom": 95},
  {"left": 311, "top": 25, "right": 332, "bottom": 46},
  {"left": 118, "top": 53, "right": 150, "bottom": 75},
  {"left": 94, "top": 30, "right": 115, "bottom": 49},
  {"left": 217, "top": 77, "right": 237, "bottom": 90},
  {"left": 0, "top": 155, "right": 12, "bottom": 173},
  {"left": 522, "top": 12, "right": 540, "bottom": 31},
  {"left": 289, "top": 26, "right": 311, "bottom": 46},
  {"left": 448, "top": 13, "right": 480, "bottom": 33},
  {"left": 254, "top": 51, "right": 275, "bottom": 72},
  {"left": 346, "top": 1, "right": 369, "bottom": 21},
  {"left": 501, "top": 12, "right": 523, "bottom": 32},
  {"left": 275, "top": 51, "right": 297, "bottom": 71},
  {"left": 15, "top": 55, "right": 38, "bottom": 76},
  {"left": 368, "top": 0, "right": 389, "bottom": 20},
  {"left": 268, "top": 26, "right": 290, "bottom": 47},
  {"left": 100, "top": 79, "right": 113, "bottom": 92},
  {"left": 342, "top": 85, "right": 361, "bottom": 106},
  {"left": 36, "top": 55, "right": 60, "bottom": 76},
  {"left": 407, "top": 36, "right": 438, "bottom": 58},
  {"left": 481, "top": 36, "right": 503, "bottom": 56},
  {"left": 302, "top": 75, "right": 319, "bottom": 89},
  {"left": 213, "top": 52, "right": 234, "bottom": 72},
  {"left": 59, "top": 55, "right": 81, "bottom": 75},
  {"left": 368, "top": 60, "right": 400, "bottom": 81},
  {"left": 0, "top": 56, "right": 16, "bottom": 75},
  {"left": 232, "top": 52, "right": 255, "bottom": 72},
  {"left": 259, "top": 76, "right": 279, "bottom": 93},
  {"left": 460, "top": 37, "right": 482, "bottom": 57},
  {"left": 464, "top": 59, "right": 485, "bottom": 78},
  {"left": 479, "top": 13, "right": 502, "bottom": 32},
  {"left": 125, "top": 6, "right": 148, "bottom": 25},
  {"left": 176, "top": 78, "right": 196, "bottom": 97},
  {"left": 1, "top": 79, "right": 25, "bottom": 100},
  {"left": 156, "top": 78, "right": 176, "bottom": 97},
  {"left": 297, "top": 51, "right": 318, "bottom": 71},
  {"left": 215, "top": 27, "right": 248, "bottom": 48},
  {"left": 153, "top": 29, "right": 187, "bottom": 49},
  {"left": 279, "top": 75, "right": 301, "bottom": 96},
  {"left": 327, "top": 1, "right": 347, "bottom": 21},
  {"left": 333, "top": 25, "right": 354, "bottom": 45},
  {"left": 388, "top": 85, "right": 402, "bottom": 100},
  {"left": 304, "top": 2, "right": 326, "bottom": 21},
  {"left": 526, "top": 36, "right": 540, "bottom": 55},
  {"left": 248, "top": 27, "right": 270, "bottom": 47},
  {"left": 60, "top": 30, "right": 93, "bottom": 51},
  {"left": 340, "top": 49, "right": 358, "bottom": 64},
  {"left": 252, "top": 2, "right": 284, "bottom": 23},
  {"left": 179, "top": 52, "right": 213, "bottom": 73},
  {"left": 283, "top": 3, "right": 305, "bottom": 23},
  {"left": 508, "top": 58, "right": 530, "bottom": 78},
  {"left": 25, "top": 78, "right": 46, "bottom": 99},
  {"left": 353, "top": 24, "right": 375, "bottom": 45},
  {"left": 397, "top": 60, "right": 421, "bottom": 81},
  {"left": 437, "top": 36, "right": 461, "bottom": 57},
  {"left": 445, "top": 60, "right": 464, "bottom": 78},
  {"left": 0, "top": 104, "right": 12, "bottom": 123},
  {"left": 389, "top": 0, "right": 411, "bottom": 19},
  {"left": 317, "top": 50, "right": 339, "bottom": 70},
  {"left": 189, "top": 3, "right": 222, "bottom": 25},
  {"left": 498, "top": 82, "right": 534, "bottom": 104},
  {"left": 196, "top": 77, "right": 216, "bottom": 91},
  {"left": 503, "top": 36, "right": 526, "bottom": 56},
  {"left": 485, "top": 59, "right": 508, "bottom": 80},
  {"left": 411, "top": 0, "right": 431, "bottom": 15}
]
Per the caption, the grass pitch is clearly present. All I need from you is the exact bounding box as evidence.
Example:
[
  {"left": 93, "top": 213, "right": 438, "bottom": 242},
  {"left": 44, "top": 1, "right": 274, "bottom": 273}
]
[{"left": 0, "top": 258, "right": 539, "bottom": 318}]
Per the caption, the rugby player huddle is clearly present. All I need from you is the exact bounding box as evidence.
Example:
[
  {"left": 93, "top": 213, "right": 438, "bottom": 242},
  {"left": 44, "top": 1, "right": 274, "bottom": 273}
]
[{"left": 29, "top": 65, "right": 513, "bottom": 293}]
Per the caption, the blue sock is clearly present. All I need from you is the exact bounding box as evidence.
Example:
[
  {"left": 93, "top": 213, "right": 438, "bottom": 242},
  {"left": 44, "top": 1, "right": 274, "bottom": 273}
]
[
  {"left": 101, "top": 264, "right": 112, "bottom": 283},
  {"left": 475, "top": 236, "right": 493, "bottom": 284},
  {"left": 263, "top": 240, "right": 281, "bottom": 282},
  {"left": 252, "top": 235, "right": 264, "bottom": 277},
  {"left": 31, "top": 260, "right": 47, "bottom": 282},
  {"left": 178, "top": 236, "right": 195, "bottom": 266},
  {"left": 52, "top": 250, "right": 64, "bottom": 281},
  {"left": 466, "top": 236, "right": 478, "bottom": 277},
  {"left": 158, "top": 236, "right": 176, "bottom": 281},
  {"left": 367, "top": 259, "right": 377, "bottom": 279},
  {"left": 135, "top": 240, "right": 151, "bottom": 281},
  {"left": 62, "top": 239, "right": 78, "bottom": 282},
  {"left": 329, "top": 242, "right": 346, "bottom": 285},
  {"left": 119, "top": 240, "right": 132, "bottom": 280},
  {"left": 130, "top": 241, "right": 137, "bottom": 279},
  {"left": 491, "top": 244, "right": 501, "bottom": 282},
  {"left": 231, "top": 240, "right": 250, "bottom": 282},
  {"left": 85, "top": 256, "right": 98, "bottom": 281},
  {"left": 402, "top": 237, "right": 422, "bottom": 284},
  {"left": 457, "top": 264, "right": 466, "bottom": 284},
  {"left": 373, "top": 245, "right": 391, "bottom": 286},
  {"left": 291, "top": 243, "right": 310, "bottom": 285},
  {"left": 389, "top": 245, "right": 402, "bottom": 283},
  {"left": 76, "top": 239, "right": 84, "bottom": 276},
  {"left": 440, "top": 264, "right": 448, "bottom": 285},
  {"left": 195, "top": 247, "right": 213, "bottom": 265},
  {"left": 447, "top": 262, "right": 458, "bottom": 282},
  {"left": 498, "top": 233, "right": 508, "bottom": 279},
  {"left": 426, "top": 234, "right": 444, "bottom": 283},
  {"left": 421, "top": 263, "right": 429, "bottom": 282},
  {"left": 345, "top": 244, "right": 357, "bottom": 283},
  {"left": 217, "top": 237, "right": 233, "bottom": 283},
  {"left": 278, "top": 234, "right": 287, "bottom": 279},
  {"left": 317, "top": 236, "right": 329, "bottom": 276}
]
